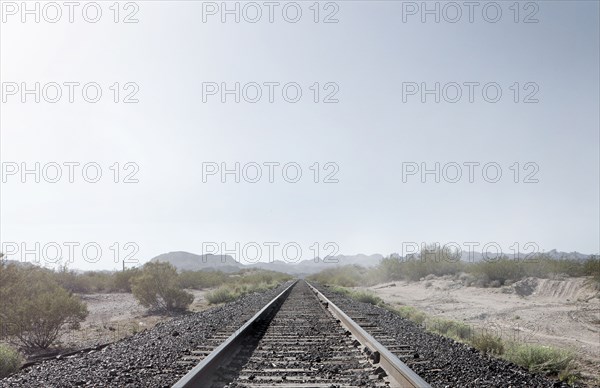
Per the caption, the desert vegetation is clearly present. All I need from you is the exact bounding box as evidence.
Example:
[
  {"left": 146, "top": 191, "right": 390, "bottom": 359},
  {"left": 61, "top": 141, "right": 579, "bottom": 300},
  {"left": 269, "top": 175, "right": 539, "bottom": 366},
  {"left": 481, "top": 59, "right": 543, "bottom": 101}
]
[
  {"left": 327, "top": 284, "right": 578, "bottom": 383},
  {"left": 0, "top": 344, "right": 22, "bottom": 379},
  {"left": 0, "top": 261, "right": 88, "bottom": 350},
  {"left": 0, "top": 258, "right": 89, "bottom": 377},
  {"left": 130, "top": 262, "right": 194, "bottom": 313},
  {"left": 205, "top": 270, "right": 293, "bottom": 304},
  {"left": 0, "top": 252, "right": 292, "bottom": 378},
  {"left": 308, "top": 246, "right": 600, "bottom": 290},
  {"left": 48, "top": 266, "right": 140, "bottom": 294},
  {"left": 327, "top": 286, "right": 383, "bottom": 305},
  {"left": 310, "top": 248, "right": 598, "bottom": 385}
]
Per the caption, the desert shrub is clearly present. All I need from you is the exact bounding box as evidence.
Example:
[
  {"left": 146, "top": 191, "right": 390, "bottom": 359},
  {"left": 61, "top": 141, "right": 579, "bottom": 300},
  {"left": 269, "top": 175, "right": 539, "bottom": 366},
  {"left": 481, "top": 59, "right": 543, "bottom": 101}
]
[
  {"left": 448, "top": 321, "right": 473, "bottom": 341},
  {"left": 237, "top": 270, "right": 292, "bottom": 286},
  {"left": 0, "top": 264, "right": 88, "bottom": 349},
  {"left": 471, "top": 333, "right": 504, "bottom": 355},
  {"left": 583, "top": 256, "right": 600, "bottom": 288},
  {"left": 131, "top": 262, "right": 193, "bottom": 312},
  {"left": 470, "top": 257, "right": 523, "bottom": 286},
  {"left": 55, "top": 268, "right": 117, "bottom": 293},
  {"left": 383, "top": 245, "right": 464, "bottom": 282},
  {"left": 205, "top": 274, "right": 289, "bottom": 305},
  {"left": 352, "top": 290, "right": 382, "bottom": 305},
  {"left": 206, "top": 287, "right": 237, "bottom": 304},
  {"left": 52, "top": 266, "right": 90, "bottom": 293},
  {"left": 112, "top": 268, "right": 140, "bottom": 292},
  {"left": 503, "top": 344, "right": 574, "bottom": 375},
  {"left": 392, "top": 306, "right": 427, "bottom": 325},
  {"left": 77, "top": 271, "right": 115, "bottom": 292},
  {"left": 328, "top": 285, "right": 351, "bottom": 296},
  {"left": 327, "top": 286, "right": 382, "bottom": 305},
  {"left": 426, "top": 318, "right": 475, "bottom": 342},
  {"left": 527, "top": 256, "right": 586, "bottom": 278},
  {"left": 0, "top": 344, "right": 22, "bottom": 378},
  {"left": 205, "top": 284, "right": 254, "bottom": 305},
  {"left": 377, "top": 257, "right": 405, "bottom": 282},
  {"left": 53, "top": 267, "right": 124, "bottom": 293},
  {"left": 179, "top": 270, "right": 227, "bottom": 289},
  {"left": 0, "top": 344, "right": 20, "bottom": 374},
  {"left": 427, "top": 318, "right": 455, "bottom": 336}
]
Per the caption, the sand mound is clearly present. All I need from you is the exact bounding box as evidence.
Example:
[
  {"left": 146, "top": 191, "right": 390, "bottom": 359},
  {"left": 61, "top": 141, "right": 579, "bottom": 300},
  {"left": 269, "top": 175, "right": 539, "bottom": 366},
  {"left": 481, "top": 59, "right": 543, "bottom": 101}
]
[{"left": 533, "top": 277, "right": 598, "bottom": 300}]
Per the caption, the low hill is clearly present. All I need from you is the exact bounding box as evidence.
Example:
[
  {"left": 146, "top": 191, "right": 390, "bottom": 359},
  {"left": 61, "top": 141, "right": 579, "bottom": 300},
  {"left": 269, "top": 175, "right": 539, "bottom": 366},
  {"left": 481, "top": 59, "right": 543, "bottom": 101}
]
[{"left": 150, "top": 251, "right": 243, "bottom": 273}]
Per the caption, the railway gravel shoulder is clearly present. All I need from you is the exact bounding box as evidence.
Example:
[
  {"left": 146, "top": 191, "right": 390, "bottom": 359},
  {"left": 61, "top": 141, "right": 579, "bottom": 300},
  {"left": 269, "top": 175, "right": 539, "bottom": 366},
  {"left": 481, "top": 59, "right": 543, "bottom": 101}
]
[
  {"left": 312, "top": 283, "right": 572, "bottom": 388},
  {"left": 0, "top": 282, "right": 294, "bottom": 388}
]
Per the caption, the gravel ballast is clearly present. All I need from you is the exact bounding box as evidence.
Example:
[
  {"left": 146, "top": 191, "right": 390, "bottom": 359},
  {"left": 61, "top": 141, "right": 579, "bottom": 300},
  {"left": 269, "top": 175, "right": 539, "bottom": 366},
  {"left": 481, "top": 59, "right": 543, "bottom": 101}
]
[
  {"left": 313, "top": 283, "right": 573, "bottom": 388},
  {"left": 1, "top": 280, "right": 575, "bottom": 387},
  {"left": 0, "top": 282, "right": 292, "bottom": 387}
]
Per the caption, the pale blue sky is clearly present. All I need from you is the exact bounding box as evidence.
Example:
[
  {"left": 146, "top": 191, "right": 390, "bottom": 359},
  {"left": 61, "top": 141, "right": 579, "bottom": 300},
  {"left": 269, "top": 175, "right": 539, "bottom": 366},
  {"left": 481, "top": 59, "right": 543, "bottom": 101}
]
[{"left": 1, "top": 1, "right": 598, "bottom": 269}]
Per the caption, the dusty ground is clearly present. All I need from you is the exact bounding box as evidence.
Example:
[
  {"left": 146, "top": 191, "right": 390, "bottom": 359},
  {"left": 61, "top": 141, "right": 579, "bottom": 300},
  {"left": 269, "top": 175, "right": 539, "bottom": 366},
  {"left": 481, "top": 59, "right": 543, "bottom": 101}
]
[
  {"left": 359, "top": 276, "right": 600, "bottom": 384},
  {"left": 57, "top": 289, "right": 212, "bottom": 350}
]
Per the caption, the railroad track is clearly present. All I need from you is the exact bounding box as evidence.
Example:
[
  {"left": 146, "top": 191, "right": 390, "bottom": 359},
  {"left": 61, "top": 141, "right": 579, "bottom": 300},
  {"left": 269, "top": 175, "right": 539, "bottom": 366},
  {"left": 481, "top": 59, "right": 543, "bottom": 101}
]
[{"left": 173, "top": 280, "right": 430, "bottom": 388}]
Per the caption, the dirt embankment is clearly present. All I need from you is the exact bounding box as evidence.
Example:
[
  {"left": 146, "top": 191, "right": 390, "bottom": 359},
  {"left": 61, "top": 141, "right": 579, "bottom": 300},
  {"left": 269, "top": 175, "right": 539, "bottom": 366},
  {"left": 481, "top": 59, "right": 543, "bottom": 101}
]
[
  {"left": 363, "top": 276, "right": 600, "bottom": 384},
  {"left": 57, "top": 289, "right": 212, "bottom": 350}
]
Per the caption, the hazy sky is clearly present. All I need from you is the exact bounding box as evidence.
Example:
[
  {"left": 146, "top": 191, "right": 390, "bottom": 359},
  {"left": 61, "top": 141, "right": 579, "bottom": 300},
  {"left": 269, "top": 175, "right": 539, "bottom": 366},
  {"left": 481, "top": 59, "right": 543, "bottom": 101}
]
[{"left": 1, "top": 0, "right": 598, "bottom": 270}]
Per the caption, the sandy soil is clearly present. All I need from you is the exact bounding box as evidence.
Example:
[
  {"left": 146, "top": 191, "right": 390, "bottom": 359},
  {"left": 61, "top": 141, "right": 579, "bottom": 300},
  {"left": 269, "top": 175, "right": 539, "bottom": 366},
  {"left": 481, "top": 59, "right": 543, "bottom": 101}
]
[
  {"left": 58, "top": 289, "right": 212, "bottom": 350},
  {"left": 359, "top": 276, "right": 600, "bottom": 384}
]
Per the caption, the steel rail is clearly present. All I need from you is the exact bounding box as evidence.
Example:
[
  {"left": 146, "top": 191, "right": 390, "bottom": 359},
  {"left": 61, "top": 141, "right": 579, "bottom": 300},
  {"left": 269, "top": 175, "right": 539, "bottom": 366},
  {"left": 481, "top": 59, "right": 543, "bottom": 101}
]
[
  {"left": 171, "top": 280, "right": 298, "bottom": 387},
  {"left": 173, "top": 279, "right": 430, "bottom": 388},
  {"left": 306, "top": 282, "right": 431, "bottom": 388}
]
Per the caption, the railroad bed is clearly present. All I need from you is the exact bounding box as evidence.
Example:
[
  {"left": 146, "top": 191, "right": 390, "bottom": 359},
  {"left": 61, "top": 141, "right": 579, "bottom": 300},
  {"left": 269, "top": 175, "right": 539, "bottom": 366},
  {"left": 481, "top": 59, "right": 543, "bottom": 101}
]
[
  {"left": 0, "top": 280, "right": 574, "bottom": 388},
  {"left": 173, "top": 280, "right": 428, "bottom": 387},
  {"left": 214, "top": 281, "right": 390, "bottom": 387}
]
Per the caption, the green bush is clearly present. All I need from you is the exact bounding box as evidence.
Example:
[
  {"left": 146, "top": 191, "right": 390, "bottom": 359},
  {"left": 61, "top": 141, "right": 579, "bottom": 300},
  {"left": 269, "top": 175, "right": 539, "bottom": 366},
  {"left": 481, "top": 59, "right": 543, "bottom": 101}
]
[
  {"left": 0, "top": 344, "right": 22, "bottom": 378},
  {"left": 328, "top": 285, "right": 351, "bottom": 296},
  {"left": 179, "top": 270, "right": 227, "bottom": 289},
  {"left": 205, "top": 276, "right": 287, "bottom": 305},
  {"left": 328, "top": 286, "right": 383, "bottom": 306},
  {"left": 112, "top": 268, "right": 140, "bottom": 292},
  {"left": 428, "top": 318, "right": 455, "bottom": 335},
  {"left": 53, "top": 266, "right": 118, "bottom": 293},
  {"left": 352, "top": 291, "right": 382, "bottom": 305},
  {"left": 131, "top": 262, "right": 194, "bottom": 312},
  {"left": 0, "top": 264, "right": 88, "bottom": 349},
  {"left": 427, "top": 318, "right": 473, "bottom": 341},
  {"left": 503, "top": 344, "right": 574, "bottom": 375},
  {"left": 471, "top": 333, "right": 504, "bottom": 355},
  {"left": 447, "top": 321, "right": 473, "bottom": 341},
  {"left": 238, "top": 270, "right": 291, "bottom": 285},
  {"left": 583, "top": 256, "right": 600, "bottom": 288},
  {"left": 206, "top": 287, "right": 237, "bottom": 304},
  {"left": 470, "top": 257, "right": 524, "bottom": 286}
]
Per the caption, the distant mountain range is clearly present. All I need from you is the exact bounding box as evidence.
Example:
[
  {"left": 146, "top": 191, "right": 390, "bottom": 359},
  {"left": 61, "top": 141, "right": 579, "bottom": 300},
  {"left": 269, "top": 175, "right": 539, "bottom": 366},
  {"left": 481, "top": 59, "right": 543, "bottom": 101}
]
[
  {"left": 1, "top": 249, "right": 593, "bottom": 275},
  {"left": 149, "top": 249, "right": 595, "bottom": 275},
  {"left": 150, "top": 251, "right": 383, "bottom": 275}
]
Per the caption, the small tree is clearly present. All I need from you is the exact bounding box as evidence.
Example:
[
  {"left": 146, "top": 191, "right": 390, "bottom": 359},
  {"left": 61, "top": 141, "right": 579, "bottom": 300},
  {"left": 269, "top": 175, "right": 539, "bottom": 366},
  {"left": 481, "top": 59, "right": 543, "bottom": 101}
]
[
  {"left": 0, "top": 264, "right": 88, "bottom": 349},
  {"left": 131, "top": 262, "right": 193, "bottom": 312}
]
